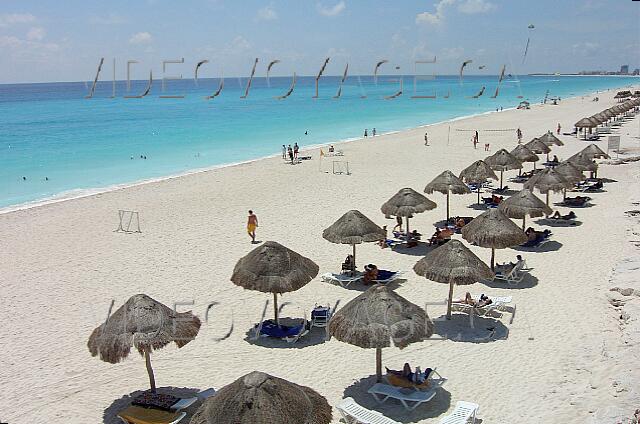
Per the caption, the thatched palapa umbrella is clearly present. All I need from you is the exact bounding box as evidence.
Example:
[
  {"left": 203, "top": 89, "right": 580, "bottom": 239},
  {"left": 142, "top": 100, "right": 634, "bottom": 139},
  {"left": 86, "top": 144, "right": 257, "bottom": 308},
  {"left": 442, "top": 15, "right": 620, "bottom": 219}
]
[
  {"left": 499, "top": 189, "right": 553, "bottom": 229},
  {"left": 328, "top": 285, "right": 433, "bottom": 382},
  {"left": 579, "top": 144, "right": 610, "bottom": 159},
  {"left": 414, "top": 240, "right": 492, "bottom": 319},
  {"left": 524, "top": 138, "right": 552, "bottom": 163},
  {"left": 510, "top": 144, "right": 539, "bottom": 174},
  {"left": 231, "top": 241, "right": 319, "bottom": 323},
  {"left": 323, "top": 210, "right": 385, "bottom": 274},
  {"left": 524, "top": 167, "right": 572, "bottom": 206},
  {"left": 381, "top": 188, "right": 436, "bottom": 240},
  {"left": 567, "top": 151, "right": 598, "bottom": 173},
  {"left": 554, "top": 161, "right": 585, "bottom": 199},
  {"left": 88, "top": 294, "right": 201, "bottom": 392},
  {"left": 190, "top": 371, "right": 331, "bottom": 424},
  {"left": 424, "top": 170, "right": 471, "bottom": 221},
  {"left": 538, "top": 131, "right": 564, "bottom": 146},
  {"left": 459, "top": 160, "right": 498, "bottom": 204},
  {"left": 461, "top": 208, "right": 527, "bottom": 271},
  {"left": 484, "top": 149, "right": 522, "bottom": 189},
  {"left": 575, "top": 117, "right": 599, "bottom": 139}
]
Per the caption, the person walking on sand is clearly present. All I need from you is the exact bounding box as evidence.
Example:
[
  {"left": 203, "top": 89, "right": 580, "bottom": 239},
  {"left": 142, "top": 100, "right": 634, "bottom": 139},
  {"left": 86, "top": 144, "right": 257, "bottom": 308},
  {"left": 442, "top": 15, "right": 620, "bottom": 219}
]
[
  {"left": 282, "top": 144, "right": 286, "bottom": 160},
  {"left": 516, "top": 128, "right": 522, "bottom": 143},
  {"left": 293, "top": 142, "right": 299, "bottom": 159},
  {"left": 287, "top": 145, "right": 294, "bottom": 164},
  {"left": 557, "top": 123, "right": 561, "bottom": 135},
  {"left": 247, "top": 210, "right": 258, "bottom": 243},
  {"left": 424, "top": 132, "right": 429, "bottom": 146},
  {"left": 475, "top": 130, "right": 479, "bottom": 144},
  {"left": 372, "top": 128, "right": 377, "bottom": 136},
  {"left": 472, "top": 136, "right": 478, "bottom": 149}
]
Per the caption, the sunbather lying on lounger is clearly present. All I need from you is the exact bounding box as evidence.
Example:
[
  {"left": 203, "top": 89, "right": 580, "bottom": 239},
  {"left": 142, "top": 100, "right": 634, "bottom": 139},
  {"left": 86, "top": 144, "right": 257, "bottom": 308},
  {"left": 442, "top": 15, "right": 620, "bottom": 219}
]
[
  {"left": 455, "top": 292, "right": 492, "bottom": 308},
  {"left": 525, "top": 227, "right": 551, "bottom": 242},
  {"left": 551, "top": 211, "right": 576, "bottom": 220},
  {"left": 429, "top": 227, "right": 453, "bottom": 245},
  {"left": 363, "top": 264, "right": 379, "bottom": 285},
  {"left": 385, "top": 363, "right": 433, "bottom": 384}
]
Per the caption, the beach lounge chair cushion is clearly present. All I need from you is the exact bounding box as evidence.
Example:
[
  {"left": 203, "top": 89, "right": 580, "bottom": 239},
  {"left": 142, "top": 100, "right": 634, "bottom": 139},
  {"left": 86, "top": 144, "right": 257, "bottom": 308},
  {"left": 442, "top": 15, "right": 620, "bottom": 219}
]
[
  {"left": 258, "top": 319, "right": 306, "bottom": 338},
  {"left": 386, "top": 373, "right": 431, "bottom": 390},
  {"left": 117, "top": 406, "right": 186, "bottom": 424},
  {"left": 336, "top": 397, "right": 401, "bottom": 424}
]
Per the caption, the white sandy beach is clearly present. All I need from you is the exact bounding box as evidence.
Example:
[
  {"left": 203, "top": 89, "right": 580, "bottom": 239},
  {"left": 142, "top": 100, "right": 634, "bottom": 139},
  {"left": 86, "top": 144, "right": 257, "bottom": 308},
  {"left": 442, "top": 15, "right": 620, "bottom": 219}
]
[{"left": 1, "top": 87, "right": 640, "bottom": 424}]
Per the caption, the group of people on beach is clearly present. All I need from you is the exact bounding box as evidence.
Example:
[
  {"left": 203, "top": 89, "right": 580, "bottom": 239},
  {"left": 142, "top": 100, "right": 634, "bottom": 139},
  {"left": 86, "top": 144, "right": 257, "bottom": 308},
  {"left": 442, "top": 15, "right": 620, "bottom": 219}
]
[
  {"left": 363, "top": 128, "right": 377, "bottom": 137},
  {"left": 282, "top": 143, "right": 299, "bottom": 164}
]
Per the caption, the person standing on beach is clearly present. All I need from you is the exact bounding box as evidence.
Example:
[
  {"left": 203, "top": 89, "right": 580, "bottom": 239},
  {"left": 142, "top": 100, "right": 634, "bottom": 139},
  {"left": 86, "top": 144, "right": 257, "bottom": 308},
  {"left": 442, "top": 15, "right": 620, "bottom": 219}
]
[
  {"left": 282, "top": 145, "right": 286, "bottom": 159},
  {"left": 293, "top": 142, "right": 299, "bottom": 159},
  {"left": 288, "top": 145, "right": 294, "bottom": 164},
  {"left": 247, "top": 210, "right": 258, "bottom": 243},
  {"left": 472, "top": 136, "right": 478, "bottom": 149},
  {"left": 424, "top": 132, "right": 429, "bottom": 146},
  {"left": 475, "top": 130, "right": 479, "bottom": 144},
  {"left": 364, "top": 129, "right": 368, "bottom": 137},
  {"left": 557, "top": 123, "right": 561, "bottom": 135},
  {"left": 516, "top": 128, "right": 522, "bottom": 143},
  {"left": 372, "top": 128, "right": 377, "bottom": 136}
]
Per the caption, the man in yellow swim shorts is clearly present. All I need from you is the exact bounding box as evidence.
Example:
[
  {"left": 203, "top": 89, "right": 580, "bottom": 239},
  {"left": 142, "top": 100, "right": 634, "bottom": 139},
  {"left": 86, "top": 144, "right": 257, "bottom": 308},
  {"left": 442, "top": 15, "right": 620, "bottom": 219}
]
[{"left": 247, "top": 210, "right": 258, "bottom": 243}]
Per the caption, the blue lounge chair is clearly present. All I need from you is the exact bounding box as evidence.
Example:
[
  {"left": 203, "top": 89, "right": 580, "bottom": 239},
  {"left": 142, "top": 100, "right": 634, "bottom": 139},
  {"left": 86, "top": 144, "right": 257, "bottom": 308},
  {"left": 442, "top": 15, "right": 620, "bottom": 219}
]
[
  {"left": 255, "top": 319, "right": 309, "bottom": 342},
  {"left": 521, "top": 230, "right": 551, "bottom": 248}
]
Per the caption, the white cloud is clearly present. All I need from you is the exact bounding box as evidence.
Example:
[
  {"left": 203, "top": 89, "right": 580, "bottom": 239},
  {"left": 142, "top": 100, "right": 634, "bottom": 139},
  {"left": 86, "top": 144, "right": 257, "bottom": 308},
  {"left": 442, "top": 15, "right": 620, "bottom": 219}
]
[
  {"left": 26, "top": 27, "right": 45, "bottom": 41},
  {"left": 416, "top": 0, "right": 455, "bottom": 25},
  {"left": 0, "top": 35, "right": 60, "bottom": 63},
  {"left": 317, "top": 1, "right": 346, "bottom": 17},
  {"left": 441, "top": 46, "right": 465, "bottom": 60},
  {"left": 129, "top": 32, "right": 153, "bottom": 45},
  {"left": 0, "top": 13, "right": 36, "bottom": 27},
  {"left": 256, "top": 4, "right": 277, "bottom": 21},
  {"left": 457, "top": 0, "right": 495, "bottom": 14}
]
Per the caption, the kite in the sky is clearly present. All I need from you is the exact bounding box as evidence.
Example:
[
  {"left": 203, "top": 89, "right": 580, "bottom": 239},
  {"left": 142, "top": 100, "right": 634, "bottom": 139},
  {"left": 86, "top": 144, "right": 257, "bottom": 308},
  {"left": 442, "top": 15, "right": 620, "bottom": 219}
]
[
  {"left": 459, "top": 59, "right": 472, "bottom": 84},
  {"left": 523, "top": 24, "right": 535, "bottom": 64}
]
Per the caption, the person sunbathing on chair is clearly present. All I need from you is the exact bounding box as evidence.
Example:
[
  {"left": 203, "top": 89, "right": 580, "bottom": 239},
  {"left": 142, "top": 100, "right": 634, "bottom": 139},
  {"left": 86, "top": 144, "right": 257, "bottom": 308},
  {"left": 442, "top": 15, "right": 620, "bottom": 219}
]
[
  {"left": 385, "top": 363, "right": 432, "bottom": 384},
  {"left": 492, "top": 194, "right": 504, "bottom": 204},
  {"left": 341, "top": 255, "right": 354, "bottom": 272},
  {"left": 552, "top": 210, "right": 576, "bottom": 220},
  {"left": 363, "top": 264, "right": 379, "bottom": 285},
  {"left": 455, "top": 217, "right": 466, "bottom": 230},
  {"left": 525, "top": 227, "right": 550, "bottom": 242},
  {"left": 456, "top": 292, "right": 492, "bottom": 308},
  {"left": 496, "top": 255, "right": 524, "bottom": 274}
]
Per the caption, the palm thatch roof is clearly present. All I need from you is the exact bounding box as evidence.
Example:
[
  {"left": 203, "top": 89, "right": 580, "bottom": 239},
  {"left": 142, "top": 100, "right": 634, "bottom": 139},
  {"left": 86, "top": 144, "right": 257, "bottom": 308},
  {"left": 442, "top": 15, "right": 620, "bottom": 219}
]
[
  {"left": 554, "top": 161, "right": 585, "bottom": 184},
  {"left": 322, "top": 210, "right": 385, "bottom": 245},
  {"left": 424, "top": 170, "right": 471, "bottom": 195},
  {"left": 414, "top": 240, "right": 492, "bottom": 285},
  {"left": 380, "top": 188, "right": 437, "bottom": 217},
  {"left": 524, "top": 167, "right": 572, "bottom": 194},
  {"left": 575, "top": 117, "right": 598, "bottom": 128},
  {"left": 588, "top": 115, "right": 604, "bottom": 124},
  {"left": 567, "top": 152, "right": 598, "bottom": 172},
  {"left": 579, "top": 144, "right": 610, "bottom": 159},
  {"left": 538, "top": 132, "right": 564, "bottom": 146},
  {"left": 461, "top": 208, "right": 527, "bottom": 249},
  {"left": 328, "top": 284, "right": 432, "bottom": 349},
  {"left": 498, "top": 189, "right": 552, "bottom": 219},
  {"left": 190, "top": 371, "right": 332, "bottom": 424},
  {"left": 88, "top": 294, "right": 201, "bottom": 364},
  {"left": 231, "top": 241, "right": 319, "bottom": 294},
  {"left": 510, "top": 145, "right": 540, "bottom": 163},
  {"left": 459, "top": 160, "right": 498, "bottom": 184},
  {"left": 524, "top": 138, "right": 551, "bottom": 154},
  {"left": 484, "top": 149, "right": 522, "bottom": 171}
]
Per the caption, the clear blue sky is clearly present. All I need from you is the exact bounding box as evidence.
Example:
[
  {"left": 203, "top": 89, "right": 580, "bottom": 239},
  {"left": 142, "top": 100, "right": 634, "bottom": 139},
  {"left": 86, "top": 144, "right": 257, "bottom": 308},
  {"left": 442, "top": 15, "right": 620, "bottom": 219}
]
[{"left": 0, "top": 0, "right": 638, "bottom": 83}]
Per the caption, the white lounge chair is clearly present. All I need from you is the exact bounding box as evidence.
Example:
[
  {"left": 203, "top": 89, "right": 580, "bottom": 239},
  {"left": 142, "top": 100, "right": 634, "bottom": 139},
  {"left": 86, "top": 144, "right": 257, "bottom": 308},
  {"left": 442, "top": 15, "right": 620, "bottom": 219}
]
[
  {"left": 336, "top": 397, "right": 401, "bottom": 424},
  {"left": 452, "top": 295, "right": 516, "bottom": 323},
  {"left": 439, "top": 400, "right": 480, "bottom": 424},
  {"left": 493, "top": 262, "right": 526, "bottom": 284},
  {"left": 368, "top": 383, "right": 437, "bottom": 411},
  {"left": 321, "top": 272, "right": 363, "bottom": 288}
]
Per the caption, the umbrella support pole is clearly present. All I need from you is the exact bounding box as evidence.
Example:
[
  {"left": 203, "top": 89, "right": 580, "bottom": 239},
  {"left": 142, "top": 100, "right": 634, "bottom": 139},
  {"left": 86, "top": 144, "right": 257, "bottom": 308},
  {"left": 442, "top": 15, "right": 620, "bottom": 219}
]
[
  {"left": 446, "top": 191, "right": 450, "bottom": 222},
  {"left": 500, "top": 170, "right": 504, "bottom": 190},
  {"left": 491, "top": 248, "right": 495, "bottom": 272},
  {"left": 546, "top": 192, "right": 550, "bottom": 207},
  {"left": 406, "top": 217, "right": 410, "bottom": 242},
  {"left": 352, "top": 244, "right": 356, "bottom": 275},
  {"left": 376, "top": 348, "right": 382, "bottom": 382},
  {"left": 563, "top": 189, "right": 567, "bottom": 201},
  {"left": 477, "top": 186, "right": 481, "bottom": 204},
  {"left": 274, "top": 293, "right": 279, "bottom": 324},
  {"left": 522, "top": 217, "right": 526, "bottom": 231},
  {"left": 447, "top": 281, "right": 454, "bottom": 320},
  {"left": 145, "top": 350, "right": 157, "bottom": 393}
]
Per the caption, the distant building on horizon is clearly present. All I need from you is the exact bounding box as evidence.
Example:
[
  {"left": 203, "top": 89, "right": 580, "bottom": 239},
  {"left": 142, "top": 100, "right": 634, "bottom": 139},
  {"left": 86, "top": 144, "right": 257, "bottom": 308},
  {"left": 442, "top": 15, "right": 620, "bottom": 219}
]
[
  {"left": 633, "top": 68, "right": 639, "bottom": 76},
  {"left": 620, "top": 65, "right": 629, "bottom": 74}
]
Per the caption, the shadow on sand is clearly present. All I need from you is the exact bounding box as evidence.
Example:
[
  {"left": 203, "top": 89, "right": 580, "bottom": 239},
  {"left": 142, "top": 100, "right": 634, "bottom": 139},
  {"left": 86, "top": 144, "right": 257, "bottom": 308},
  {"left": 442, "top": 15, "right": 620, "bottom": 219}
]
[
  {"left": 103, "top": 386, "right": 203, "bottom": 424},
  {"left": 512, "top": 240, "right": 563, "bottom": 253},
  {"left": 323, "top": 278, "right": 406, "bottom": 292},
  {"left": 391, "top": 242, "right": 436, "bottom": 257},
  {"left": 342, "top": 374, "right": 451, "bottom": 423},
  {"left": 535, "top": 218, "right": 582, "bottom": 227},
  {"left": 481, "top": 273, "right": 539, "bottom": 290},
  {"left": 432, "top": 313, "right": 509, "bottom": 343},
  {"left": 243, "top": 317, "right": 330, "bottom": 349}
]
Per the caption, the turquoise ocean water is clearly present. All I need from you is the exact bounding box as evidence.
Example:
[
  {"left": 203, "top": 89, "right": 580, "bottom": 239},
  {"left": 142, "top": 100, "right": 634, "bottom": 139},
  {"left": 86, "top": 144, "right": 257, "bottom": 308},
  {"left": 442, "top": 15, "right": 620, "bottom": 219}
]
[{"left": 0, "top": 75, "right": 637, "bottom": 210}]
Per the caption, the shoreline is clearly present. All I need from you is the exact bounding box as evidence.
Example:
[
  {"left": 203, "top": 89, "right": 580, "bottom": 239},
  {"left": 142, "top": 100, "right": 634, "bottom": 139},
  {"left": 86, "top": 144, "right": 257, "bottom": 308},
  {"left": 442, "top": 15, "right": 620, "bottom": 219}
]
[{"left": 0, "top": 85, "right": 624, "bottom": 215}]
